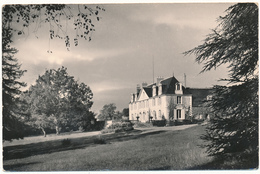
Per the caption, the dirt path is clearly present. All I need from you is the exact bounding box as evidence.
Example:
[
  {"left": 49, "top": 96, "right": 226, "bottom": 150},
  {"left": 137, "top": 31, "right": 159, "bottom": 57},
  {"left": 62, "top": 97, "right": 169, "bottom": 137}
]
[
  {"left": 135, "top": 123, "right": 199, "bottom": 134},
  {"left": 3, "top": 123, "right": 203, "bottom": 147},
  {"left": 3, "top": 131, "right": 101, "bottom": 147}
]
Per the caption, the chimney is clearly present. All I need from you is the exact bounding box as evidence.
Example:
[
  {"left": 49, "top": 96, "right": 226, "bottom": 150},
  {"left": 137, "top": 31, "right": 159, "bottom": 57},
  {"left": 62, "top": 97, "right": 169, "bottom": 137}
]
[
  {"left": 152, "top": 85, "right": 156, "bottom": 97},
  {"left": 184, "top": 73, "right": 186, "bottom": 88},
  {"left": 136, "top": 84, "right": 141, "bottom": 95},
  {"left": 156, "top": 76, "right": 164, "bottom": 85},
  {"left": 158, "top": 83, "right": 162, "bottom": 95},
  {"left": 142, "top": 82, "right": 148, "bottom": 87},
  {"left": 131, "top": 93, "right": 134, "bottom": 102}
]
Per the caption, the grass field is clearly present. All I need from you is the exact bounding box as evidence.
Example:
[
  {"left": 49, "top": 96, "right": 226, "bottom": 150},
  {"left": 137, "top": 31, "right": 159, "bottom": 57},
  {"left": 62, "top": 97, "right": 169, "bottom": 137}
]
[{"left": 3, "top": 124, "right": 257, "bottom": 171}]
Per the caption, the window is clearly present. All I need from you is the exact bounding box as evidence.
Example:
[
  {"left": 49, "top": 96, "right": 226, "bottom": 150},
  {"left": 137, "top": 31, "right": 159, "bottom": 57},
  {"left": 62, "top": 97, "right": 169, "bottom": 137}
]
[
  {"left": 177, "top": 96, "right": 182, "bottom": 104},
  {"left": 152, "top": 98, "right": 155, "bottom": 106},
  {"left": 153, "top": 110, "right": 157, "bottom": 120},
  {"left": 158, "top": 97, "right": 161, "bottom": 105},
  {"left": 176, "top": 83, "right": 181, "bottom": 90},
  {"left": 177, "top": 109, "right": 182, "bottom": 119}
]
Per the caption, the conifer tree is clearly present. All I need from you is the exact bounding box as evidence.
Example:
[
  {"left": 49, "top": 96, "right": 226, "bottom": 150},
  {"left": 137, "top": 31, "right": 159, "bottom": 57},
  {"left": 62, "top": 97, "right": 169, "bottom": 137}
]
[
  {"left": 184, "top": 3, "right": 258, "bottom": 167},
  {"left": 2, "top": 46, "right": 27, "bottom": 140}
]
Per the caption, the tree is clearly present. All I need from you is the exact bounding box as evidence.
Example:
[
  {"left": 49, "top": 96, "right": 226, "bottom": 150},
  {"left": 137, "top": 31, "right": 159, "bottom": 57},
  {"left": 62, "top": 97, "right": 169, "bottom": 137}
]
[
  {"left": 184, "top": 3, "right": 258, "bottom": 166},
  {"left": 98, "top": 103, "right": 117, "bottom": 121},
  {"left": 167, "top": 97, "right": 176, "bottom": 120},
  {"left": 76, "top": 111, "right": 96, "bottom": 131},
  {"left": 2, "top": 4, "right": 104, "bottom": 51},
  {"left": 122, "top": 108, "right": 129, "bottom": 116},
  {"left": 114, "top": 111, "right": 123, "bottom": 120},
  {"left": 23, "top": 67, "right": 94, "bottom": 135},
  {"left": 2, "top": 46, "right": 27, "bottom": 141},
  {"left": 2, "top": 4, "right": 104, "bottom": 140}
]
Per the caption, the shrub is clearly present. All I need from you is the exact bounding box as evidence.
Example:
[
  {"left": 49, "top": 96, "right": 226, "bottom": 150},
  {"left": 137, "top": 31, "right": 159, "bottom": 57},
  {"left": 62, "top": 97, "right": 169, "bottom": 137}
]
[
  {"left": 101, "top": 128, "right": 116, "bottom": 134},
  {"left": 78, "top": 126, "right": 84, "bottom": 132},
  {"left": 61, "top": 138, "right": 71, "bottom": 146},
  {"left": 133, "top": 121, "right": 153, "bottom": 128},
  {"left": 102, "top": 121, "right": 134, "bottom": 134},
  {"left": 93, "top": 136, "right": 106, "bottom": 144},
  {"left": 93, "top": 121, "right": 106, "bottom": 130},
  {"left": 192, "top": 119, "right": 204, "bottom": 124},
  {"left": 182, "top": 119, "right": 192, "bottom": 125},
  {"left": 152, "top": 120, "right": 166, "bottom": 127}
]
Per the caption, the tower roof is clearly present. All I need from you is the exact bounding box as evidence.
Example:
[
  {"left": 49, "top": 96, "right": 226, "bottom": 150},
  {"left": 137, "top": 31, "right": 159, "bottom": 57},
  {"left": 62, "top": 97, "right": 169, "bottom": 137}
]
[{"left": 141, "top": 75, "right": 191, "bottom": 96}]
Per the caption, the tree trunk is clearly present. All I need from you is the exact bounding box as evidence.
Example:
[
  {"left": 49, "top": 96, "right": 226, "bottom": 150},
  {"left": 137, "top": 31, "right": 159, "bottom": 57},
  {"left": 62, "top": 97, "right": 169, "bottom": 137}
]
[
  {"left": 55, "top": 125, "right": 60, "bottom": 135},
  {"left": 40, "top": 127, "right": 46, "bottom": 137}
]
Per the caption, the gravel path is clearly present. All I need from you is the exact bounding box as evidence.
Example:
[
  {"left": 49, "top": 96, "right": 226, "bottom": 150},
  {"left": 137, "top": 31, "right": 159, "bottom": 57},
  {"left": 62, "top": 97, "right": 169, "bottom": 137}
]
[
  {"left": 3, "top": 131, "right": 101, "bottom": 147},
  {"left": 3, "top": 123, "right": 202, "bottom": 147},
  {"left": 135, "top": 124, "right": 199, "bottom": 134}
]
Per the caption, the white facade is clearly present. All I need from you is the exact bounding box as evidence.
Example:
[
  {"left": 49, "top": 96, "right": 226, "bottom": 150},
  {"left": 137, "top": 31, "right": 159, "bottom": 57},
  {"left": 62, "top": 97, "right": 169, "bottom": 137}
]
[{"left": 129, "top": 76, "right": 192, "bottom": 122}]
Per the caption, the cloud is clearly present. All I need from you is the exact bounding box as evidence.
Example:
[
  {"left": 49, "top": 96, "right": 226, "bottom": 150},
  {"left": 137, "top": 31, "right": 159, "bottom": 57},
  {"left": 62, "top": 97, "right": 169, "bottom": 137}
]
[
  {"left": 129, "top": 3, "right": 231, "bottom": 30},
  {"left": 14, "top": 36, "right": 131, "bottom": 65},
  {"left": 90, "top": 80, "right": 132, "bottom": 93}
]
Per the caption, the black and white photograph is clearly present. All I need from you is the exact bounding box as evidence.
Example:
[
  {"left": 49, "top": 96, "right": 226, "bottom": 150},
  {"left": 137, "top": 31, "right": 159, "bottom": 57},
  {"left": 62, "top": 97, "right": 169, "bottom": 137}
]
[{"left": 2, "top": 0, "right": 259, "bottom": 172}]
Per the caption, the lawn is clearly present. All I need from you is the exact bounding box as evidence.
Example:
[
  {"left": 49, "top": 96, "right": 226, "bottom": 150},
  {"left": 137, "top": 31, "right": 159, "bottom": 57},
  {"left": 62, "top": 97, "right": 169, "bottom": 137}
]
[{"left": 3, "top": 124, "right": 214, "bottom": 171}]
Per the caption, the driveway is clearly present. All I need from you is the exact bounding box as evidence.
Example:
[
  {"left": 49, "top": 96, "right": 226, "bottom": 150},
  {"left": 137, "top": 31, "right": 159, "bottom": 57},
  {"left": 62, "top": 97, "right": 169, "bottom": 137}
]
[
  {"left": 3, "top": 123, "right": 202, "bottom": 147},
  {"left": 3, "top": 131, "right": 101, "bottom": 147},
  {"left": 135, "top": 123, "right": 199, "bottom": 134}
]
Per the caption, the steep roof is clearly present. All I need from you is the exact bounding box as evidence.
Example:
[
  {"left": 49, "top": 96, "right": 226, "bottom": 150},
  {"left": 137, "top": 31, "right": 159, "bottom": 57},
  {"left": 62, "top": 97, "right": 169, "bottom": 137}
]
[
  {"left": 141, "top": 76, "right": 191, "bottom": 97},
  {"left": 162, "top": 76, "right": 178, "bottom": 94},
  {"left": 143, "top": 87, "right": 152, "bottom": 97},
  {"left": 187, "top": 88, "right": 214, "bottom": 106}
]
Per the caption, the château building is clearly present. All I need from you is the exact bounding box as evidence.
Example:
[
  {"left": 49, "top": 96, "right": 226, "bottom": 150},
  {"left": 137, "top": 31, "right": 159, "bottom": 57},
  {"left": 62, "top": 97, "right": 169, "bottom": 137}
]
[{"left": 129, "top": 75, "right": 192, "bottom": 122}]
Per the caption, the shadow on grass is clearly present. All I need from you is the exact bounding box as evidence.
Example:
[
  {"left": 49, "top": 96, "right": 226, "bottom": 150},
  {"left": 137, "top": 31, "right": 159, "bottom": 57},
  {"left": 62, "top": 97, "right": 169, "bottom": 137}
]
[
  {"left": 3, "top": 129, "right": 167, "bottom": 161},
  {"left": 106, "top": 130, "right": 167, "bottom": 143},
  {"left": 149, "top": 166, "right": 172, "bottom": 170},
  {"left": 4, "top": 162, "right": 41, "bottom": 171},
  {"left": 186, "top": 154, "right": 259, "bottom": 170}
]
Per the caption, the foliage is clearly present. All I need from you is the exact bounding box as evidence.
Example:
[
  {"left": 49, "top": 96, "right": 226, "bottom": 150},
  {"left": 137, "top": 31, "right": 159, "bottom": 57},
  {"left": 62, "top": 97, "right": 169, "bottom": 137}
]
[
  {"left": 167, "top": 97, "right": 176, "bottom": 120},
  {"left": 98, "top": 103, "right": 117, "bottom": 121},
  {"left": 76, "top": 111, "right": 96, "bottom": 131},
  {"left": 203, "top": 79, "right": 258, "bottom": 155},
  {"left": 107, "top": 121, "right": 133, "bottom": 130},
  {"left": 2, "top": 46, "right": 27, "bottom": 141},
  {"left": 102, "top": 121, "right": 134, "bottom": 134},
  {"left": 113, "top": 111, "right": 123, "bottom": 120},
  {"left": 2, "top": 4, "right": 104, "bottom": 51},
  {"left": 132, "top": 121, "right": 153, "bottom": 128},
  {"left": 184, "top": 3, "right": 258, "bottom": 162},
  {"left": 152, "top": 120, "right": 166, "bottom": 127},
  {"left": 2, "top": 4, "right": 104, "bottom": 141},
  {"left": 4, "top": 125, "right": 214, "bottom": 170},
  {"left": 122, "top": 108, "right": 129, "bottom": 116},
  {"left": 93, "top": 136, "right": 107, "bottom": 144},
  {"left": 23, "top": 67, "right": 94, "bottom": 135}
]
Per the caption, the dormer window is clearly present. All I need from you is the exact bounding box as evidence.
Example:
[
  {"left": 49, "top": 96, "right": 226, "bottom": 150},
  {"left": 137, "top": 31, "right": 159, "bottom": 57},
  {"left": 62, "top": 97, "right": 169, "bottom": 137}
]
[
  {"left": 175, "top": 83, "right": 183, "bottom": 94},
  {"left": 176, "top": 83, "right": 181, "bottom": 90}
]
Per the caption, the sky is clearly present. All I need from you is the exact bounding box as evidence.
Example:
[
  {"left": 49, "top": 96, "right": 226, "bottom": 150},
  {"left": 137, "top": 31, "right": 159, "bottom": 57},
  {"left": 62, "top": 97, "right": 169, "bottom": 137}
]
[{"left": 9, "top": 2, "right": 234, "bottom": 113}]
